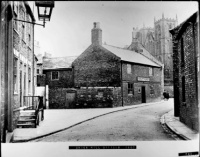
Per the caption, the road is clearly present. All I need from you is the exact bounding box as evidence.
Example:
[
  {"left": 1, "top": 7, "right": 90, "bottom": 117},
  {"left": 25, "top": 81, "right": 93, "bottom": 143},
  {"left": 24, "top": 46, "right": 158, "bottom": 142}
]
[{"left": 32, "top": 100, "right": 177, "bottom": 142}]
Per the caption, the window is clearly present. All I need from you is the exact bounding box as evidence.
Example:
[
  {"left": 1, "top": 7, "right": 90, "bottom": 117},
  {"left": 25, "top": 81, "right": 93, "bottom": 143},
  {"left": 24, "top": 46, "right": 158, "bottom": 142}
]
[
  {"left": 51, "top": 71, "right": 59, "bottom": 80},
  {"left": 14, "top": 58, "right": 18, "bottom": 93},
  {"left": 28, "top": 67, "right": 31, "bottom": 93},
  {"left": 28, "top": 34, "right": 31, "bottom": 47},
  {"left": 37, "top": 69, "right": 40, "bottom": 74},
  {"left": 149, "top": 67, "right": 153, "bottom": 76},
  {"left": 128, "top": 83, "right": 134, "bottom": 95},
  {"left": 150, "top": 85, "right": 154, "bottom": 95},
  {"left": 22, "top": 25, "right": 25, "bottom": 41},
  {"left": 181, "top": 37, "right": 185, "bottom": 67},
  {"left": 127, "top": 64, "right": 132, "bottom": 74},
  {"left": 13, "top": 1, "right": 18, "bottom": 15}
]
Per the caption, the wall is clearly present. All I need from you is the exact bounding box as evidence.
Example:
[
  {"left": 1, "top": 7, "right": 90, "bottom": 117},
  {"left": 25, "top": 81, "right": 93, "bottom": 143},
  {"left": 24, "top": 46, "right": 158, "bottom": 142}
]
[
  {"left": 12, "top": 2, "right": 35, "bottom": 131},
  {"left": 122, "top": 62, "right": 162, "bottom": 105},
  {"left": 172, "top": 14, "right": 199, "bottom": 131},
  {"left": 44, "top": 69, "right": 73, "bottom": 88},
  {"left": 75, "top": 87, "right": 121, "bottom": 108},
  {"left": 73, "top": 45, "right": 121, "bottom": 87}
]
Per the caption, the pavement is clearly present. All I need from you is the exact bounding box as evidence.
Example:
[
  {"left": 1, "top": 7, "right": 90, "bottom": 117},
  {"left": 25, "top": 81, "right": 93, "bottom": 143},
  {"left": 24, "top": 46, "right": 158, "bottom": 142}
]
[{"left": 12, "top": 99, "right": 199, "bottom": 142}]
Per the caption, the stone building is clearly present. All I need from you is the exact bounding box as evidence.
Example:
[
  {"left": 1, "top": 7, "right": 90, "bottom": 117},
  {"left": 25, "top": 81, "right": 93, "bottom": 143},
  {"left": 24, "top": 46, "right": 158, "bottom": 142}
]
[
  {"left": 42, "top": 56, "right": 77, "bottom": 108},
  {"left": 170, "top": 12, "right": 199, "bottom": 132},
  {"left": 132, "top": 14, "right": 178, "bottom": 96},
  {"left": 72, "top": 22, "right": 163, "bottom": 108},
  {"left": 0, "top": 1, "right": 36, "bottom": 142}
]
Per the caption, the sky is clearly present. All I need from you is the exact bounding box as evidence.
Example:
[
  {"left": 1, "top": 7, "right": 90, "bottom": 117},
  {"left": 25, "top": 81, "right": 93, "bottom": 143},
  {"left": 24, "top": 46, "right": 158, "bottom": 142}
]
[{"left": 29, "top": 1, "right": 198, "bottom": 57}]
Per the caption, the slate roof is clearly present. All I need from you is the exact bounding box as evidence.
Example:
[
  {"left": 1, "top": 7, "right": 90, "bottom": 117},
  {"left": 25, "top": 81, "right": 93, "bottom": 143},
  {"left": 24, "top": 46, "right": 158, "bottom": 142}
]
[
  {"left": 43, "top": 56, "right": 77, "bottom": 70},
  {"left": 103, "top": 44, "right": 161, "bottom": 67}
]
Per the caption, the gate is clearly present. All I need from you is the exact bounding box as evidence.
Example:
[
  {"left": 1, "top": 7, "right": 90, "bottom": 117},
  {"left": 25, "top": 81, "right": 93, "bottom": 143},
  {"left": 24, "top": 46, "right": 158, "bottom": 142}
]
[{"left": 65, "top": 90, "right": 76, "bottom": 108}]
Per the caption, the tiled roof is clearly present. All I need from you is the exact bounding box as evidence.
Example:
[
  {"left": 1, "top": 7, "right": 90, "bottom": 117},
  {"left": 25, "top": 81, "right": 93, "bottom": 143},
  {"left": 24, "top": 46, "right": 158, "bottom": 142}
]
[
  {"left": 103, "top": 44, "right": 161, "bottom": 67},
  {"left": 43, "top": 56, "right": 77, "bottom": 70}
]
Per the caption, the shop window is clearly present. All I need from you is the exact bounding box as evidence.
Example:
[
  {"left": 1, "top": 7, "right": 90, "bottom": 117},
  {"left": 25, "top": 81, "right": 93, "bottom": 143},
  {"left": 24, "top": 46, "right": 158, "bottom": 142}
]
[
  {"left": 51, "top": 71, "right": 59, "bottom": 80},
  {"left": 128, "top": 83, "right": 134, "bottom": 95}
]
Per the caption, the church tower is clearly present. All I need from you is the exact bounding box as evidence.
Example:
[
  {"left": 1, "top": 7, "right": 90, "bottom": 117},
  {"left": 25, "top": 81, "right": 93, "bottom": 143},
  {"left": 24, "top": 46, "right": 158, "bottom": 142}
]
[{"left": 154, "top": 13, "right": 178, "bottom": 86}]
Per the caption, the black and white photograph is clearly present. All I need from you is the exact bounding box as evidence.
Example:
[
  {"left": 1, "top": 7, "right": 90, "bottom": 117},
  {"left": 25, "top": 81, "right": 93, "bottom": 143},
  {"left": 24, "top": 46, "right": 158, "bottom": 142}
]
[{"left": 0, "top": 1, "right": 199, "bottom": 157}]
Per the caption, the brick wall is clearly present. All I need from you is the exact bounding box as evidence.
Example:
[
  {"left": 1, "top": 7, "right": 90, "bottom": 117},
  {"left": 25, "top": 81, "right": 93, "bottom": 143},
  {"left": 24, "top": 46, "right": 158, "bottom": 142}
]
[
  {"left": 172, "top": 14, "right": 199, "bottom": 131},
  {"left": 73, "top": 45, "right": 121, "bottom": 87}
]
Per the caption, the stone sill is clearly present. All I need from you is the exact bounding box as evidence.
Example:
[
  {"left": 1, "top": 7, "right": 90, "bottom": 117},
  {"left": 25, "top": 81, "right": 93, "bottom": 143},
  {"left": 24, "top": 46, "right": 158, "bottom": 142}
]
[{"left": 13, "top": 106, "right": 27, "bottom": 112}]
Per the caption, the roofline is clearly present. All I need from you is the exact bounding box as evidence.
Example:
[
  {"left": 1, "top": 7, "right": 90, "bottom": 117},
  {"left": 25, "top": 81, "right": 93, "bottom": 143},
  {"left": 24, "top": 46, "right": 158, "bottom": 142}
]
[
  {"left": 121, "top": 60, "right": 161, "bottom": 68},
  {"left": 43, "top": 68, "right": 72, "bottom": 71},
  {"left": 169, "top": 12, "right": 197, "bottom": 40}
]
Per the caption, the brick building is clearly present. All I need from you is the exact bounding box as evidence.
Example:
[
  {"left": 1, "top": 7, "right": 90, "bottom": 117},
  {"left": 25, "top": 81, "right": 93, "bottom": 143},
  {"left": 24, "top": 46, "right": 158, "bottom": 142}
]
[
  {"left": 170, "top": 12, "right": 199, "bottom": 132},
  {"left": 0, "top": 1, "right": 36, "bottom": 142},
  {"left": 72, "top": 22, "right": 163, "bottom": 108}
]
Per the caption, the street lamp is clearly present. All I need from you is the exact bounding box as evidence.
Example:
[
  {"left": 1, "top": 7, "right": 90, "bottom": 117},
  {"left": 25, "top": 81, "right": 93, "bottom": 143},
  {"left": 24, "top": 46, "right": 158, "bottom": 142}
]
[{"left": 35, "top": 1, "right": 54, "bottom": 27}]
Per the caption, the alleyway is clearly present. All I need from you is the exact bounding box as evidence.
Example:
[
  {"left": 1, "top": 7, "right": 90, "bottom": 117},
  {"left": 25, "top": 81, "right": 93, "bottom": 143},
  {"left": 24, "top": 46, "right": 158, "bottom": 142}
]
[{"left": 31, "top": 100, "right": 178, "bottom": 142}]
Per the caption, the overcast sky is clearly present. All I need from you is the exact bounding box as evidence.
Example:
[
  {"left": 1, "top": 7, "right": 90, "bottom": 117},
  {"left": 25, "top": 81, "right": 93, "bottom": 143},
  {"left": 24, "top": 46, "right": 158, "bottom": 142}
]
[{"left": 30, "top": 1, "right": 198, "bottom": 57}]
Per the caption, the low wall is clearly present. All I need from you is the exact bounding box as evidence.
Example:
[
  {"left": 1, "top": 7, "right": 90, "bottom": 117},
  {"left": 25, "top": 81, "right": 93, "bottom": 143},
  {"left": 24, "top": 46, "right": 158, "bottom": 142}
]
[{"left": 75, "top": 87, "right": 122, "bottom": 108}]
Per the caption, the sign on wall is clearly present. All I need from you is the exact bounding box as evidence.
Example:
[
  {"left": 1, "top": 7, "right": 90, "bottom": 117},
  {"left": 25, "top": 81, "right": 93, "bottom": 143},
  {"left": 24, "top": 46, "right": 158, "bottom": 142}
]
[{"left": 137, "top": 77, "right": 150, "bottom": 82}]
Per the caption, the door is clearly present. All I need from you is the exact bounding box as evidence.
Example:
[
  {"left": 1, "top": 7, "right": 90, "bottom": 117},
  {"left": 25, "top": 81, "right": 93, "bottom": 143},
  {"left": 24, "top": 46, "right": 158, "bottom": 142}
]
[
  {"left": 66, "top": 92, "right": 76, "bottom": 108},
  {"left": 141, "top": 86, "right": 146, "bottom": 103}
]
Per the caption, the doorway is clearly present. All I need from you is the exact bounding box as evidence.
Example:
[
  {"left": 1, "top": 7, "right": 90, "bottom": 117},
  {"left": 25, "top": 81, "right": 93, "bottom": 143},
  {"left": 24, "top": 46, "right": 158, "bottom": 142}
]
[
  {"left": 141, "top": 86, "right": 146, "bottom": 103},
  {"left": 66, "top": 91, "right": 76, "bottom": 108}
]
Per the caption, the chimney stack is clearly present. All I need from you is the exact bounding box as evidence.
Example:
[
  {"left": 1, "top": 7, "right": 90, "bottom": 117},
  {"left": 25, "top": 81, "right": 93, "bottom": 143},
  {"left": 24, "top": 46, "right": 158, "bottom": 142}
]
[{"left": 91, "top": 22, "right": 102, "bottom": 45}]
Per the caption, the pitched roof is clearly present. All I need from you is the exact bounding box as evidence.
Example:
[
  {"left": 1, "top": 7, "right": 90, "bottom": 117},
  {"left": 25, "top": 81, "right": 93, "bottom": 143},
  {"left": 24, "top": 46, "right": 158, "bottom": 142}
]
[
  {"left": 169, "top": 12, "right": 197, "bottom": 40},
  {"left": 103, "top": 44, "right": 161, "bottom": 67},
  {"left": 43, "top": 56, "right": 77, "bottom": 70}
]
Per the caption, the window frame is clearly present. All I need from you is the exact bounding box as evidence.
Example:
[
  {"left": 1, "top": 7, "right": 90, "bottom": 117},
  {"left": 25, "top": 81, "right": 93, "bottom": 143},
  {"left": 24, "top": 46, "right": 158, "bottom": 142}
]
[
  {"left": 128, "top": 82, "right": 134, "bottom": 95},
  {"left": 14, "top": 57, "right": 18, "bottom": 94},
  {"left": 51, "top": 71, "right": 59, "bottom": 80}
]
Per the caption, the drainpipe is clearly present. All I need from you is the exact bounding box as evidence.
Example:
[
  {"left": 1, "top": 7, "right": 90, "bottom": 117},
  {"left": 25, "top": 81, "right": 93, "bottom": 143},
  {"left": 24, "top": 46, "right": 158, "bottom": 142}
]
[
  {"left": 121, "top": 60, "right": 124, "bottom": 107},
  {"left": 32, "top": 20, "right": 35, "bottom": 105}
]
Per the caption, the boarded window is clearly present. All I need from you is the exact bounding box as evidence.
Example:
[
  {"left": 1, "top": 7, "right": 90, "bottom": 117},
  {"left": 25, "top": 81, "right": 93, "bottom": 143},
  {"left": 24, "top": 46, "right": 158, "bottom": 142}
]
[
  {"left": 149, "top": 67, "right": 153, "bottom": 76},
  {"left": 52, "top": 71, "right": 59, "bottom": 80},
  {"left": 128, "top": 83, "right": 134, "bottom": 95},
  {"left": 127, "top": 64, "right": 132, "bottom": 74}
]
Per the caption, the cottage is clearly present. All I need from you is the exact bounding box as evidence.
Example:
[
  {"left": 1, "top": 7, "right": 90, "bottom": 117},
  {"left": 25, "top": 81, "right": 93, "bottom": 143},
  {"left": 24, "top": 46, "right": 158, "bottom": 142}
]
[
  {"left": 72, "top": 22, "right": 163, "bottom": 108},
  {"left": 42, "top": 56, "right": 77, "bottom": 108},
  {"left": 170, "top": 12, "right": 199, "bottom": 131}
]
